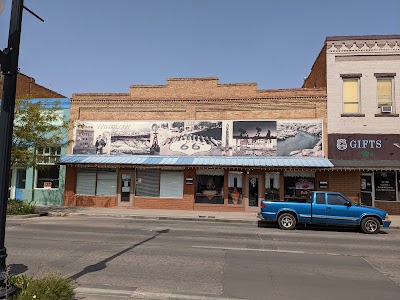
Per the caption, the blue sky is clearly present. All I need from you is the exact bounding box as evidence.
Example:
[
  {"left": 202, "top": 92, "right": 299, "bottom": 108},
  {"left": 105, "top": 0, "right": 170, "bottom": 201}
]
[{"left": 1, "top": 0, "right": 399, "bottom": 98}]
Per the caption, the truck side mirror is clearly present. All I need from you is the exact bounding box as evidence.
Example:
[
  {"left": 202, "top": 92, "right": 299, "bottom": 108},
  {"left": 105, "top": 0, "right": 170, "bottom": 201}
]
[{"left": 345, "top": 202, "right": 352, "bottom": 207}]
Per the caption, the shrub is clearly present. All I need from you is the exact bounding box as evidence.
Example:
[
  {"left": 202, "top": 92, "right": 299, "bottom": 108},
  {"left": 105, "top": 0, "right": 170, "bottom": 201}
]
[
  {"left": 9, "top": 272, "right": 76, "bottom": 300},
  {"left": 7, "top": 199, "right": 36, "bottom": 215}
]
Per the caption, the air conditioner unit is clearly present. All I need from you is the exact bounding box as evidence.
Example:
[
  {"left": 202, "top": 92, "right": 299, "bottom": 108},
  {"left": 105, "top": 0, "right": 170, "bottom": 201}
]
[{"left": 381, "top": 105, "right": 393, "bottom": 113}]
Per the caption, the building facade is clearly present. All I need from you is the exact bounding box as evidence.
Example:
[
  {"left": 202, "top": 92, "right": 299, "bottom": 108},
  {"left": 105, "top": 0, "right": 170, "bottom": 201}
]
[
  {"left": 59, "top": 77, "right": 363, "bottom": 212},
  {"left": 1, "top": 73, "right": 69, "bottom": 205},
  {"left": 304, "top": 35, "right": 400, "bottom": 214},
  {"left": 9, "top": 98, "right": 70, "bottom": 205}
]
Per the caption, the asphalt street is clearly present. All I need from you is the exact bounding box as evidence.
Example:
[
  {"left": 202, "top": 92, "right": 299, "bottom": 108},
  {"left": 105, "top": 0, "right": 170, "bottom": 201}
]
[{"left": 5, "top": 216, "right": 400, "bottom": 300}]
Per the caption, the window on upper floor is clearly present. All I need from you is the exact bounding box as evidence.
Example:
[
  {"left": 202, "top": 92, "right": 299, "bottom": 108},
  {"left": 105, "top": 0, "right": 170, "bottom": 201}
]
[
  {"left": 35, "top": 147, "right": 62, "bottom": 189},
  {"left": 342, "top": 78, "right": 360, "bottom": 114},
  {"left": 375, "top": 73, "right": 395, "bottom": 113}
]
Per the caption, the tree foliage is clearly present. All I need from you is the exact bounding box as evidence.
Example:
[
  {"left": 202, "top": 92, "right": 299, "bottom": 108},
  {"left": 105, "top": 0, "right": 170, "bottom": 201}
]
[{"left": 11, "top": 97, "right": 71, "bottom": 168}]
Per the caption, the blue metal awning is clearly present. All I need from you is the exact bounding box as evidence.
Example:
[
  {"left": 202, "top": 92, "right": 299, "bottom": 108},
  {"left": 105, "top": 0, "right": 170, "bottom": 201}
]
[{"left": 59, "top": 155, "right": 333, "bottom": 168}]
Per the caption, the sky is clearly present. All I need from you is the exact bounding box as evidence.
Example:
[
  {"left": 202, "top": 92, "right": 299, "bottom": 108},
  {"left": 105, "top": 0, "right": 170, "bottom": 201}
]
[{"left": 1, "top": 0, "right": 400, "bottom": 98}]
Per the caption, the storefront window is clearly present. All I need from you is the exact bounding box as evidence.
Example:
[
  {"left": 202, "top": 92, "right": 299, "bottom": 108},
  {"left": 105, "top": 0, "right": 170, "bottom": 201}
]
[
  {"left": 284, "top": 170, "right": 315, "bottom": 201},
  {"left": 96, "top": 168, "right": 117, "bottom": 196},
  {"left": 76, "top": 168, "right": 96, "bottom": 195},
  {"left": 195, "top": 169, "right": 224, "bottom": 204},
  {"left": 135, "top": 168, "right": 160, "bottom": 197},
  {"left": 160, "top": 170, "right": 184, "bottom": 198},
  {"left": 374, "top": 171, "right": 396, "bottom": 201},
  {"left": 228, "top": 172, "right": 242, "bottom": 205},
  {"left": 398, "top": 171, "right": 400, "bottom": 201},
  {"left": 36, "top": 166, "right": 59, "bottom": 189},
  {"left": 265, "top": 172, "right": 280, "bottom": 200}
]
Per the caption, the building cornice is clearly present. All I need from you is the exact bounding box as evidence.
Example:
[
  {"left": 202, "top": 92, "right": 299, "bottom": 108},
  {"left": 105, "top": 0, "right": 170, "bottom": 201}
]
[{"left": 327, "top": 40, "right": 400, "bottom": 54}]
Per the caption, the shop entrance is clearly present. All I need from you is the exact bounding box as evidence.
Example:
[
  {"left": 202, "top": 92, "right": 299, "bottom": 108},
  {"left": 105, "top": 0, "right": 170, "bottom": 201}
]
[
  {"left": 249, "top": 177, "right": 259, "bottom": 207},
  {"left": 117, "top": 171, "right": 135, "bottom": 207},
  {"left": 360, "top": 173, "right": 373, "bottom": 206}
]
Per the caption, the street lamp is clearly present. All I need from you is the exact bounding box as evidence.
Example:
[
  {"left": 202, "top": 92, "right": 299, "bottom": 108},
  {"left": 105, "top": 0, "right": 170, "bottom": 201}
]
[{"left": 0, "top": 0, "right": 43, "bottom": 298}]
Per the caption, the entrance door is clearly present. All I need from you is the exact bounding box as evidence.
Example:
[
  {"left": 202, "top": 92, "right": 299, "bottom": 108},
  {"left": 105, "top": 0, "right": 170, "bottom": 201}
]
[
  {"left": 360, "top": 174, "right": 373, "bottom": 206},
  {"left": 15, "top": 168, "right": 26, "bottom": 200},
  {"left": 117, "top": 171, "right": 135, "bottom": 207},
  {"left": 249, "top": 177, "right": 259, "bottom": 207}
]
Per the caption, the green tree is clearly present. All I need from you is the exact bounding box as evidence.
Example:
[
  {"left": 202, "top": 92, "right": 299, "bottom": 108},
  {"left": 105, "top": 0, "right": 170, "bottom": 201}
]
[{"left": 11, "top": 97, "right": 71, "bottom": 168}]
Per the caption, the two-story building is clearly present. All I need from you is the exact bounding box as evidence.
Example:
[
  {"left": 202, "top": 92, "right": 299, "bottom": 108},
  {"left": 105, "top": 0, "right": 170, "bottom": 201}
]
[
  {"left": 304, "top": 35, "right": 400, "bottom": 214},
  {"left": 1, "top": 73, "right": 70, "bottom": 205}
]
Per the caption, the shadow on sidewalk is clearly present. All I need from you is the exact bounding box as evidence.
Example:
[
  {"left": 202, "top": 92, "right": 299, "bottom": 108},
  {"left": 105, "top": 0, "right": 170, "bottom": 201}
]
[{"left": 69, "top": 229, "right": 169, "bottom": 280}]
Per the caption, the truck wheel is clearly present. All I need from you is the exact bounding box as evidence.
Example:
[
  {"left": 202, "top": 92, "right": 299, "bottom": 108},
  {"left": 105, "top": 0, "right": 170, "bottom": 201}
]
[
  {"left": 278, "top": 213, "right": 296, "bottom": 230},
  {"left": 361, "top": 217, "right": 380, "bottom": 234}
]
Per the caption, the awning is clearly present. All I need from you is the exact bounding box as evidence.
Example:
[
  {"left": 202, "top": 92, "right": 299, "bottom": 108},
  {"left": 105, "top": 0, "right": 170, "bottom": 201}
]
[
  {"left": 59, "top": 155, "right": 334, "bottom": 168},
  {"left": 331, "top": 160, "right": 400, "bottom": 170}
]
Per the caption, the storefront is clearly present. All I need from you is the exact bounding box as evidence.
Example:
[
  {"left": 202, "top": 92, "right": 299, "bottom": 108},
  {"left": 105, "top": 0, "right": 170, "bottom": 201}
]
[
  {"left": 63, "top": 77, "right": 328, "bottom": 212},
  {"left": 329, "top": 134, "right": 400, "bottom": 214},
  {"left": 60, "top": 156, "right": 333, "bottom": 212}
]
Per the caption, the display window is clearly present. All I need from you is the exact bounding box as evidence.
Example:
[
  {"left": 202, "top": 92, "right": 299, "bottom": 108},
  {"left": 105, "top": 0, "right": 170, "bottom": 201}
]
[
  {"left": 284, "top": 170, "right": 315, "bottom": 201},
  {"left": 374, "top": 171, "right": 396, "bottom": 201},
  {"left": 195, "top": 169, "right": 224, "bottom": 204},
  {"left": 228, "top": 172, "right": 242, "bottom": 205}
]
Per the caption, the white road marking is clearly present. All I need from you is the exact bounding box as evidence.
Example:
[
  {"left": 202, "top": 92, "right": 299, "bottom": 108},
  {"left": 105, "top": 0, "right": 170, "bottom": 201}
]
[
  {"left": 192, "top": 245, "right": 362, "bottom": 257},
  {"left": 131, "top": 292, "right": 243, "bottom": 300}
]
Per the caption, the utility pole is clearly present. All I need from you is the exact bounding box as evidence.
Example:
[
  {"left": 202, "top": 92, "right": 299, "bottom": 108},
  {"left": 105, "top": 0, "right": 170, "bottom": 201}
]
[
  {"left": 0, "top": 0, "right": 43, "bottom": 298},
  {"left": 0, "top": 0, "right": 24, "bottom": 297}
]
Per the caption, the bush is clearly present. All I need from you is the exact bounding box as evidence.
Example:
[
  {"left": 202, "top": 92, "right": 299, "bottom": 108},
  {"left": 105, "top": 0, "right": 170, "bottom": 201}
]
[
  {"left": 7, "top": 199, "right": 36, "bottom": 215},
  {"left": 9, "top": 272, "right": 76, "bottom": 300}
]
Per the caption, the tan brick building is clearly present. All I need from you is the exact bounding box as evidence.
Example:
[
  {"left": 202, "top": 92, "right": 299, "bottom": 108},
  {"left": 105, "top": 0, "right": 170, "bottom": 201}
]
[{"left": 58, "top": 77, "right": 361, "bottom": 212}]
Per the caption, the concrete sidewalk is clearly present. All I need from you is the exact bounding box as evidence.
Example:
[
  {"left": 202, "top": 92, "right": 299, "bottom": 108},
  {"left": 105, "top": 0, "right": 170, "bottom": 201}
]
[
  {"left": 34, "top": 205, "right": 400, "bottom": 228},
  {"left": 36, "top": 206, "right": 259, "bottom": 223}
]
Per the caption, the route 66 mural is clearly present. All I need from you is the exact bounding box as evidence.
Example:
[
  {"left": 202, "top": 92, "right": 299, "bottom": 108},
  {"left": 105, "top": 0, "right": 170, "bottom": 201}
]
[{"left": 73, "top": 119, "right": 322, "bottom": 157}]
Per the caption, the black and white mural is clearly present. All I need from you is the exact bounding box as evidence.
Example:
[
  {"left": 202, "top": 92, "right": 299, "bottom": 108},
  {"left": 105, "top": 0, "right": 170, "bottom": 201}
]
[
  {"left": 276, "top": 120, "right": 322, "bottom": 157},
  {"left": 73, "top": 121, "right": 223, "bottom": 156},
  {"left": 73, "top": 119, "right": 322, "bottom": 157}
]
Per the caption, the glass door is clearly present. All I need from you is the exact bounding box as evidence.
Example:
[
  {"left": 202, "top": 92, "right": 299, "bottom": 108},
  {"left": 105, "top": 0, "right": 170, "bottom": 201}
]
[
  {"left": 118, "top": 171, "right": 135, "bottom": 207},
  {"left": 360, "top": 173, "right": 373, "bottom": 206},
  {"left": 249, "top": 177, "right": 259, "bottom": 207}
]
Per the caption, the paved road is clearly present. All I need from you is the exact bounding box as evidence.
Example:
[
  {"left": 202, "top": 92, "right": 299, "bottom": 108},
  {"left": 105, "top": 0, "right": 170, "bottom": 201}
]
[{"left": 5, "top": 216, "right": 400, "bottom": 300}]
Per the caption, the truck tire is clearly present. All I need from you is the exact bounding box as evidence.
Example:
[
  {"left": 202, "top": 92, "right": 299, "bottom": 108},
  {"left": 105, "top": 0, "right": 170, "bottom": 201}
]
[
  {"left": 278, "top": 213, "right": 297, "bottom": 230},
  {"left": 361, "top": 217, "right": 380, "bottom": 234}
]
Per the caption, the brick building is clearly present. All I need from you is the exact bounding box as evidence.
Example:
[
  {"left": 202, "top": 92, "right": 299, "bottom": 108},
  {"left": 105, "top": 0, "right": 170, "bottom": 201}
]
[
  {"left": 0, "top": 72, "right": 64, "bottom": 99},
  {"left": 304, "top": 35, "right": 400, "bottom": 214},
  {"left": 57, "top": 77, "right": 359, "bottom": 212}
]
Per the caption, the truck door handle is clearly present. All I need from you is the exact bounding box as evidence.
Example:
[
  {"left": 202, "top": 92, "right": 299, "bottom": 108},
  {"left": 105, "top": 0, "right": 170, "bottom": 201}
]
[{"left": 327, "top": 207, "right": 332, "bottom": 209}]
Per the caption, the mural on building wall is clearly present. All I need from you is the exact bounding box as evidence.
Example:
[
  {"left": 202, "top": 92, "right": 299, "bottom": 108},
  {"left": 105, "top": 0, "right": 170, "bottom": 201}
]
[
  {"left": 73, "top": 120, "right": 323, "bottom": 157},
  {"left": 276, "top": 120, "right": 323, "bottom": 157},
  {"left": 73, "top": 121, "right": 223, "bottom": 155},
  {"left": 229, "top": 121, "right": 277, "bottom": 156}
]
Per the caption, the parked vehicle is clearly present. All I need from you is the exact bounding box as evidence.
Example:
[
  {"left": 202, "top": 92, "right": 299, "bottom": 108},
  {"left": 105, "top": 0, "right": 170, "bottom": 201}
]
[{"left": 260, "top": 191, "right": 391, "bottom": 234}]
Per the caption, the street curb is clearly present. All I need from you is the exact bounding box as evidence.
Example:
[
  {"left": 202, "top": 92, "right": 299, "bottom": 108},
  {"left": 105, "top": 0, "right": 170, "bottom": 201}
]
[
  {"left": 27, "top": 211, "right": 400, "bottom": 229},
  {"left": 6, "top": 213, "right": 41, "bottom": 219},
  {"left": 70, "top": 213, "right": 259, "bottom": 224},
  {"left": 45, "top": 211, "right": 259, "bottom": 224}
]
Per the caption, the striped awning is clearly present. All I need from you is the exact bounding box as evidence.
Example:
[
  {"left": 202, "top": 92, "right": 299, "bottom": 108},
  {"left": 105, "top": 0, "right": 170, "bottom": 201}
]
[{"left": 59, "top": 155, "right": 333, "bottom": 168}]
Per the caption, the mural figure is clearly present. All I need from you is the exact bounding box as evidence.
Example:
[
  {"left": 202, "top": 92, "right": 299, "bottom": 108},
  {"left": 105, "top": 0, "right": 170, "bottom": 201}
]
[{"left": 95, "top": 135, "right": 107, "bottom": 154}]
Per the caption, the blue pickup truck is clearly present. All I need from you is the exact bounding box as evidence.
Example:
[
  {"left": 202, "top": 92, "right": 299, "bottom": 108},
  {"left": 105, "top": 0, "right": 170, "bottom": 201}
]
[{"left": 260, "top": 191, "right": 391, "bottom": 234}]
